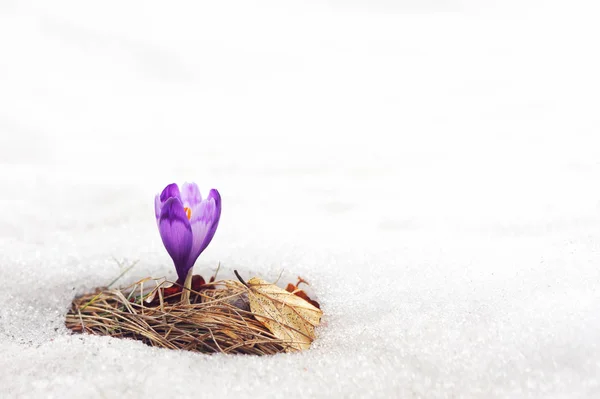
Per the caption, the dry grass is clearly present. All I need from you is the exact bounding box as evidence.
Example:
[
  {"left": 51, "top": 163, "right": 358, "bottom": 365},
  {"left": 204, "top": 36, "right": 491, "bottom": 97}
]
[{"left": 65, "top": 278, "right": 287, "bottom": 355}]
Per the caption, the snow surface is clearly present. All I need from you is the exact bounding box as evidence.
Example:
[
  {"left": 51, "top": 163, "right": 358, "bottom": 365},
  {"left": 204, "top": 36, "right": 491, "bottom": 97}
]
[{"left": 1, "top": 0, "right": 600, "bottom": 397}]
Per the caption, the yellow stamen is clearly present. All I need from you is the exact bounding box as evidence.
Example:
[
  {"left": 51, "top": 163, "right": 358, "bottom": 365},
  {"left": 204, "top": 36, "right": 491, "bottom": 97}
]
[{"left": 184, "top": 207, "right": 191, "bottom": 220}]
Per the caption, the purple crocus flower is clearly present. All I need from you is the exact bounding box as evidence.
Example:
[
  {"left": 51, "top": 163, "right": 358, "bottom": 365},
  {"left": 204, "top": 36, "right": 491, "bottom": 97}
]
[{"left": 155, "top": 183, "right": 221, "bottom": 283}]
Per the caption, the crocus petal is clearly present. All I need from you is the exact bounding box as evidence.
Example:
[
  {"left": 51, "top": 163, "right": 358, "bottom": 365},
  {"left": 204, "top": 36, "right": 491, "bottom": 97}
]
[
  {"left": 155, "top": 183, "right": 182, "bottom": 223},
  {"left": 160, "top": 183, "right": 181, "bottom": 202},
  {"left": 154, "top": 194, "right": 162, "bottom": 221},
  {"left": 181, "top": 182, "right": 202, "bottom": 208},
  {"left": 158, "top": 197, "right": 193, "bottom": 282},
  {"left": 186, "top": 189, "right": 221, "bottom": 270},
  {"left": 200, "top": 189, "right": 222, "bottom": 250}
]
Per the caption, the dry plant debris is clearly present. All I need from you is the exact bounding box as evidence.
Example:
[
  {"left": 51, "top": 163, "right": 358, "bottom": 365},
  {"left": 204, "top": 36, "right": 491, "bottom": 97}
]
[
  {"left": 65, "top": 271, "right": 322, "bottom": 355},
  {"left": 245, "top": 277, "right": 323, "bottom": 352}
]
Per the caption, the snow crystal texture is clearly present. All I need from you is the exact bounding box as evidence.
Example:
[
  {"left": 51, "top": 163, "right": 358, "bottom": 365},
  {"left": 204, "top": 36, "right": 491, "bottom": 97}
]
[{"left": 1, "top": 1, "right": 599, "bottom": 397}]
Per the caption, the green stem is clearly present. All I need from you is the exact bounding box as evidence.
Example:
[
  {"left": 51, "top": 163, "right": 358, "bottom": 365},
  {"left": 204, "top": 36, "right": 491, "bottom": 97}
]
[{"left": 181, "top": 267, "right": 194, "bottom": 305}]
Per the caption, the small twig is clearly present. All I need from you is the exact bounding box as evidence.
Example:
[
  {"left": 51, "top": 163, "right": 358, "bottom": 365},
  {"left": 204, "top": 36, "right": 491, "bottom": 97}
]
[
  {"left": 212, "top": 262, "right": 221, "bottom": 281},
  {"left": 296, "top": 276, "right": 310, "bottom": 287},
  {"left": 208, "top": 327, "right": 224, "bottom": 353},
  {"left": 233, "top": 270, "right": 247, "bottom": 287},
  {"left": 274, "top": 269, "right": 285, "bottom": 285},
  {"left": 140, "top": 279, "right": 145, "bottom": 315}
]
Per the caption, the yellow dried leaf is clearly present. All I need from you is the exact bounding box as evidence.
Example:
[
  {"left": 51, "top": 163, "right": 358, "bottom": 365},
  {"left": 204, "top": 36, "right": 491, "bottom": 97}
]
[{"left": 246, "top": 277, "right": 323, "bottom": 352}]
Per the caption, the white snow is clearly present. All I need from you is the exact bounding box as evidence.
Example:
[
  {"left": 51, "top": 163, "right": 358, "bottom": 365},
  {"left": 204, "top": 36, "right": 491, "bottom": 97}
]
[{"left": 1, "top": 0, "right": 600, "bottom": 397}]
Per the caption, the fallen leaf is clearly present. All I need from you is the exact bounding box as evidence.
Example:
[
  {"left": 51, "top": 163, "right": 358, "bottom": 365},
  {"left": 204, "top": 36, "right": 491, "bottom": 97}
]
[
  {"left": 246, "top": 277, "right": 323, "bottom": 352},
  {"left": 285, "top": 280, "right": 321, "bottom": 309}
]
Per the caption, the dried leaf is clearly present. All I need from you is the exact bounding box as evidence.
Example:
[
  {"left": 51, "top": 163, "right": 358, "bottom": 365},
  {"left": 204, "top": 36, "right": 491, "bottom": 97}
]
[
  {"left": 246, "top": 277, "right": 323, "bottom": 352},
  {"left": 285, "top": 282, "right": 321, "bottom": 309}
]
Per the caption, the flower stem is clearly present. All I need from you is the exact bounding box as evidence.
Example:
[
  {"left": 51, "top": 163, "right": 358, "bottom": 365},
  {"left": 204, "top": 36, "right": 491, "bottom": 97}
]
[{"left": 181, "top": 267, "right": 194, "bottom": 305}]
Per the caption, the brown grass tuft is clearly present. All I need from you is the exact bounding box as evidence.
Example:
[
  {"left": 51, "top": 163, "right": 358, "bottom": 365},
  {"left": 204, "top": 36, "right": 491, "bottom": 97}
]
[{"left": 65, "top": 278, "right": 287, "bottom": 355}]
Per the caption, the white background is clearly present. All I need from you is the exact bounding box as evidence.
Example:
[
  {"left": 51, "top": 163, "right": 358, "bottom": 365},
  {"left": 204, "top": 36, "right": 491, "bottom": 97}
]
[{"left": 1, "top": 0, "right": 599, "bottom": 397}]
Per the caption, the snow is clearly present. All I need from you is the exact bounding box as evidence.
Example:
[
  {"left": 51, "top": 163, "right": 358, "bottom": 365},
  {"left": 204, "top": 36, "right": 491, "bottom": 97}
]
[{"left": 1, "top": 0, "right": 600, "bottom": 397}]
